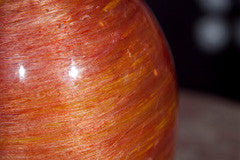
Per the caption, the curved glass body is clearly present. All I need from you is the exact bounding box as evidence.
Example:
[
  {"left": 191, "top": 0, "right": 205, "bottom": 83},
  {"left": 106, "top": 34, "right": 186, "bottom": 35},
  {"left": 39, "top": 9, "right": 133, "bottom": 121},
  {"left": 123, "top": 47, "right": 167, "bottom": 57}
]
[{"left": 0, "top": 0, "right": 178, "bottom": 159}]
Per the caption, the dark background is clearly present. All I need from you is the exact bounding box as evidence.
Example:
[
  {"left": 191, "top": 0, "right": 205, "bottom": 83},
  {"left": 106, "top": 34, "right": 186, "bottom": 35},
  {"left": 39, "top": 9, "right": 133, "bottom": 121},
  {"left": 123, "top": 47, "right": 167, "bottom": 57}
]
[{"left": 145, "top": 0, "right": 240, "bottom": 101}]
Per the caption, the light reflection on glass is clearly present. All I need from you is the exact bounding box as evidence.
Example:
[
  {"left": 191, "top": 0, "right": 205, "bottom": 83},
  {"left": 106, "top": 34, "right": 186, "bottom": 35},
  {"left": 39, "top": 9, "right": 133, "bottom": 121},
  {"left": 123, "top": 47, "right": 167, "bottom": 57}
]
[
  {"left": 19, "top": 65, "right": 26, "bottom": 80},
  {"left": 69, "top": 61, "right": 79, "bottom": 79}
]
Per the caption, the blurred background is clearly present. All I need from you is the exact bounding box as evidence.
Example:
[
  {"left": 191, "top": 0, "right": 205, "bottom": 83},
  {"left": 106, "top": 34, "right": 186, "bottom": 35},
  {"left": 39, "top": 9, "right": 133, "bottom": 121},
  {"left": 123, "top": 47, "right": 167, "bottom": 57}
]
[
  {"left": 146, "top": 0, "right": 240, "bottom": 100},
  {"left": 145, "top": 0, "right": 240, "bottom": 159}
]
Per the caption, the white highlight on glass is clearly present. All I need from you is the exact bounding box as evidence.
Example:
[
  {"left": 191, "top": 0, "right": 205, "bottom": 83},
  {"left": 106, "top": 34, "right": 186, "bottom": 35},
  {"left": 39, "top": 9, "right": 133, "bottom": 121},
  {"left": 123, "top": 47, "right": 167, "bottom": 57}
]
[
  {"left": 197, "top": 0, "right": 232, "bottom": 14},
  {"left": 19, "top": 65, "right": 26, "bottom": 79},
  {"left": 194, "top": 16, "right": 230, "bottom": 54},
  {"left": 127, "top": 49, "right": 131, "bottom": 57},
  {"left": 69, "top": 65, "right": 79, "bottom": 79},
  {"left": 69, "top": 61, "right": 81, "bottom": 79}
]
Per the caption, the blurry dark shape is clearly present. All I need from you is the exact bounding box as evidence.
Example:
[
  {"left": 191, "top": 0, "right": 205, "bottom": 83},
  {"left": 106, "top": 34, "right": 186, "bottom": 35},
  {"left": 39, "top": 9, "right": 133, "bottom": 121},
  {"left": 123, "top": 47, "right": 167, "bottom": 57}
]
[
  {"left": 196, "top": 0, "right": 232, "bottom": 14},
  {"left": 194, "top": 16, "right": 230, "bottom": 53},
  {"left": 175, "top": 90, "right": 240, "bottom": 160},
  {"left": 234, "top": 18, "right": 240, "bottom": 49},
  {"left": 145, "top": 0, "right": 240, "bottom": 100}
]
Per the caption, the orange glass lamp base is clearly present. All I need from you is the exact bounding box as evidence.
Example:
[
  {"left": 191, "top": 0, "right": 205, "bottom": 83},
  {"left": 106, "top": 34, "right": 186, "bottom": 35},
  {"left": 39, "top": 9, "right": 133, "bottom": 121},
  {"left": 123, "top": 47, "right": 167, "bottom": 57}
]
[{"left": 0, "top": 0, "right": 178, "bottom": 159}]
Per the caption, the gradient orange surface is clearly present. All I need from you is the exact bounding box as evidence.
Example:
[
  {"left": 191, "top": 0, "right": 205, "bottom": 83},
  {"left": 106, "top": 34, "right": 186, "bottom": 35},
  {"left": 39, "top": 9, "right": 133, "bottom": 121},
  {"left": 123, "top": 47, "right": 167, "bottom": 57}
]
[{"left": 0, "top": 0, "right": 178, "bottom": 159}]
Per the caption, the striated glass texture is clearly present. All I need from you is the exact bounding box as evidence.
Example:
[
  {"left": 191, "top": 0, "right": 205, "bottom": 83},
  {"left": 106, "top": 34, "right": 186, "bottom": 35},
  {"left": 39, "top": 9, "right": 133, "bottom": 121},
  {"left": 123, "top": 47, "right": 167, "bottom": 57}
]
[{"left": 0, "top": 0, "right": 178, "bottom": 159}]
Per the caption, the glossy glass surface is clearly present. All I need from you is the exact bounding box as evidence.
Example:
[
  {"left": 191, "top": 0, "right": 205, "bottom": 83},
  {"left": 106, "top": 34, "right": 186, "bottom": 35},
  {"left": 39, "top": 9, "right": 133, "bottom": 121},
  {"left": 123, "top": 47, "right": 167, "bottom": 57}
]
[{"left": 0, "top": 0, "right": 177, "bottom": 159}]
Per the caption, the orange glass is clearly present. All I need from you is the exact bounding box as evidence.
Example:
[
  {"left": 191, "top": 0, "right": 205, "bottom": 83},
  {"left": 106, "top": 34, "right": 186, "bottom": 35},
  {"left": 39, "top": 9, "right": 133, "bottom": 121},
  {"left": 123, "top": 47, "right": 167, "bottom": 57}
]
[{"left": 0, "top": 0, "right": 178, "bottom": 159}]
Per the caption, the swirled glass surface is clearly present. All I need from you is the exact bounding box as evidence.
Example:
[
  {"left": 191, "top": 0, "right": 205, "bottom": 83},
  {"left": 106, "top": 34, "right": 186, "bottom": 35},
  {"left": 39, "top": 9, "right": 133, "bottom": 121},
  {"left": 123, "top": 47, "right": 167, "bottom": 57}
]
[{"left": 0, "top": 0, "right": 177, "bottom": 159}]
